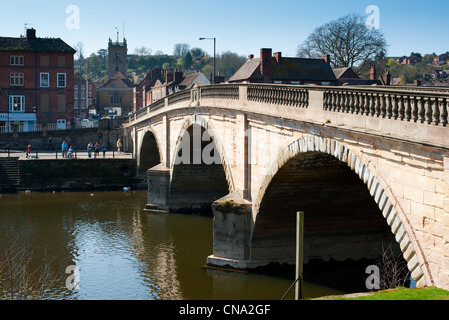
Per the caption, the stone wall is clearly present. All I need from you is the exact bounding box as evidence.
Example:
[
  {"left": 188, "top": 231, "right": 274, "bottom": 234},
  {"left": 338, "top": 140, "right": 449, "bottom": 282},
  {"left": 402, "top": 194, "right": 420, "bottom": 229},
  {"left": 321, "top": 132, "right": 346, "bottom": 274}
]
[{"left": 18, "top": 158, "right": 140, "bottom": 191}]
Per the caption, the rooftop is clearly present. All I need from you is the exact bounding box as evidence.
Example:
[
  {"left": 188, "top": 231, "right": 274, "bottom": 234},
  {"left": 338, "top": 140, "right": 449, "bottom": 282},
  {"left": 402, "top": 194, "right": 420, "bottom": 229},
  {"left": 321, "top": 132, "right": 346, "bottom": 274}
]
[
  {"left": 229, "top": 50, "right": 336, "bottom": 83},
  {"left": 0, "top": 29, "right": 76, "bottom": 53}
]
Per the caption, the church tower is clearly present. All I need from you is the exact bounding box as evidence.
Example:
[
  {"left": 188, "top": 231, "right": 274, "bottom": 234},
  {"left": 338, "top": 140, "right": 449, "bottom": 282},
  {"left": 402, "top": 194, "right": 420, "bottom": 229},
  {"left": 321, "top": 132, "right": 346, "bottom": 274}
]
[{"left": 108, "top": 36, "right": 128, "bottom": 79}]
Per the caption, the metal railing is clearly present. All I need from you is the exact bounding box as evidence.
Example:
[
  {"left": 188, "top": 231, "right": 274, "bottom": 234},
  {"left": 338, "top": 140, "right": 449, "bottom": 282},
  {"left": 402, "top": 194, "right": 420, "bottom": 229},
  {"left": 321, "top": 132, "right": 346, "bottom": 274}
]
[
  {"left": 0, "top": 146, "right": 134, "bottom": 160},
  {"left": 0, "top": 121, "right": 99, "bottom": 134}
]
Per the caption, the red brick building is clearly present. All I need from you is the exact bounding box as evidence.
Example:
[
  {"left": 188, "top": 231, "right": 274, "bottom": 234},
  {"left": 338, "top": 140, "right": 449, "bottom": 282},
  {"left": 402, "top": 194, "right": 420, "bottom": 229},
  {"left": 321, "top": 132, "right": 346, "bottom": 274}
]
[
  {"left": 228, "top": 48, "right": 337, "bottom": 85},
  {"left": 0, "top": 28, "right": 76, "bottom": 131},
  {"left": 74, "top": 75, "right": 97, "bottom": 120}
]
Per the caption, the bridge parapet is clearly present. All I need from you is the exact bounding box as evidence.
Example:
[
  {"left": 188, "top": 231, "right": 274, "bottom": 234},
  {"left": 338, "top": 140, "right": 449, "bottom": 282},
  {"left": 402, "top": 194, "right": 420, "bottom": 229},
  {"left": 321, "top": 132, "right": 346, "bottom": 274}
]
[
  {"left": 126, "top": 83, "right": 449, "bottom": 148},
  {"left": 323, "top": 87, "right": 449, "bottom": 126}
]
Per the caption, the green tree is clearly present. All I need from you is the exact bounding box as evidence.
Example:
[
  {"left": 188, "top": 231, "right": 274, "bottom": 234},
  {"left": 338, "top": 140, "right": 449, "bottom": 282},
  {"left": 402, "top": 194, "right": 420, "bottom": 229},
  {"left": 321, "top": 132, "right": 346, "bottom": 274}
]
[
  {"left": 190, "top": 47, "right": 205, "bottom": 60},
  {"left": 183, "top": 51, "right": 193, "bottom": 70},
  {"left": 410, "top": 52, "right": 422, "bottom": 59}
]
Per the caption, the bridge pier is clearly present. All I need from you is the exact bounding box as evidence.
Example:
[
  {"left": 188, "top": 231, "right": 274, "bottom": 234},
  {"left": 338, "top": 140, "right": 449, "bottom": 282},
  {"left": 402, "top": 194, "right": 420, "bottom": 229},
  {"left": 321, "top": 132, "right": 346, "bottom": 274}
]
[
  {"left": 144, "top": 164, "right": 170, "bottom": 213},
  {"left": 206, "top": 192, "right": 254, "bottom": 270}
]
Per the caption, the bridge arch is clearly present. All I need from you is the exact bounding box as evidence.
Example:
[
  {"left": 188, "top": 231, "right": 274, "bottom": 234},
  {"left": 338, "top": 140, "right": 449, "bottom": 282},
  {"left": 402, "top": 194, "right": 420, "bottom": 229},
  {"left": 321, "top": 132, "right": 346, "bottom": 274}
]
[
  {"left": 252, "top": 134, "right": 430, "bottom": 288},
  {"left": 168, "top": 115, "right": 235, "bottom": 214},
  {"left": 138, "top": 125, "right": 164, "bottom": 174}
]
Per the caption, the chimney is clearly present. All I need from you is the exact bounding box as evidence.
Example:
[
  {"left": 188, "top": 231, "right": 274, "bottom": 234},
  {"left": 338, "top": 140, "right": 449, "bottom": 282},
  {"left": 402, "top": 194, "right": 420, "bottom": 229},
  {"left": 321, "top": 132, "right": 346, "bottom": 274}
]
[
  {"left": 248, "top": 54, "right": 254, "bottom": 60},
  {"left": 174, "top": 69, "right": 183, "bottom": 83},
  {"left": 273, "top": 52, "right": 282, "bottom": 64},
  {"left": 322, "top": 54, "right": 331, "bottom": 64},
  {"left": 26, "top": 28, "right": 36, "bottom": 40},
  {"left": 260, "top": 48, "right": 273, "bottom": 83},
  {"left": 370, "top": 64, "right": 377, "bottom": 80},
  {"left": 165, "top": 70, "right": 174, "bottom": 83}
]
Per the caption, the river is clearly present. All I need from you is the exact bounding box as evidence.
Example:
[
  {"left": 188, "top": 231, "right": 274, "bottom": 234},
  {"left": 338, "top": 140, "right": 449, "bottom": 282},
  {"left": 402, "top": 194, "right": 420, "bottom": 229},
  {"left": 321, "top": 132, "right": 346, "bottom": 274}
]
[{"left": 0, "top": 190, "right": 343, "bottom": 300}]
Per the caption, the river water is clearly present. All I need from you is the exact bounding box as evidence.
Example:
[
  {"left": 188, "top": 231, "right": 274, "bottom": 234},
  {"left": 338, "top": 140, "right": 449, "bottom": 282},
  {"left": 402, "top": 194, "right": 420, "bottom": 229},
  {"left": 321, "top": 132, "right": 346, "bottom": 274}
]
[{"left": 0, "top": 190, "right": 343, "bottom": 300}]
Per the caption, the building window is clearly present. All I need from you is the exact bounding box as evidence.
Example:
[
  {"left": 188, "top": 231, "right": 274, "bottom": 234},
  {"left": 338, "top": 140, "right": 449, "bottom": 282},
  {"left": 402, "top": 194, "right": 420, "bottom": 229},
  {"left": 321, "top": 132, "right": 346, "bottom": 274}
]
[
  {"left": 10, "top": 56, "right": 24, "bottom": 65},
  {"left": 40, "top": 73, "right": 50, "bottom": 87},
  {"left": 57, "top": 73, "right": 67, "bottom": 88},
  {"left": 10, "top": 73, "right": 24, "bottom": 86},
  {"left": 9, "top": 95, "right": 25, "bottom": 112}
]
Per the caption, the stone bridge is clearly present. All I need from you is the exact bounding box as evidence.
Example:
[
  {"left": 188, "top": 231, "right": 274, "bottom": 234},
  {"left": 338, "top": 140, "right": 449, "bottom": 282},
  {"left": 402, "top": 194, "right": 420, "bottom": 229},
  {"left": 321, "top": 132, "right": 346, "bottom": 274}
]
[{"left": 122, "top": 83, "right": 449, "bottom": 290}]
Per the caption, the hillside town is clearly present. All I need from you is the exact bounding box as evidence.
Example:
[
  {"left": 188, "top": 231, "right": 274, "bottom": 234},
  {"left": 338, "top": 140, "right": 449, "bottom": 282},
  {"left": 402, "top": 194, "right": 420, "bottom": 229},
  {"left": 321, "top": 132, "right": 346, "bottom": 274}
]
[{"left": 1, "top": 27, "right": 448, "bottom": 133}]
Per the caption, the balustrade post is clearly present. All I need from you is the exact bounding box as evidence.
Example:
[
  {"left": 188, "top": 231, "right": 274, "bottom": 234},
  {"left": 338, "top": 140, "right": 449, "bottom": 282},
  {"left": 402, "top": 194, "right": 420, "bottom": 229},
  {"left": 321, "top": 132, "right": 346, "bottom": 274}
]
[
  {"left": 341, "top": 92, "right": 347, "bottom": 113},
  {"left": 386, "top": 94, "right": 392, "bottom": 119},
  {"left": 365, "top": 93, "right": 371, "bottom": 116},
  {"left": 433, "top": 98, "right": 441, "bottom": 126},
  {"left": 412, "top": 97, "right": 419, "bottom": 123},
  {"left": 349, "top": 92, "right": 355, "bottom": 113},
  {"left": 380, "top": 94, "right": 387, "bottom": 118},
  {"left": 426, "top": 98, "right": 434, "bottom": 125},
  {"left": 374, "top": 93, "right": 380, "bottom": 117},
  {"left": 405, "top": 96, "right": 412, "bottom": 122},
  {"left": 418, "top": 97, "right": 426, "bottom": 124},
  {"left": 323, "top": 92, "right": 329, "bottom": 110},
  {"left": 353, "top": 93, "right": 360, "bottom": 114},
  {"left": 337, "top": 91, "right": 342, "bottom": 112},
  {"left": 360, "top": 93, "right": 366, "bottom": 115},
  {"left": 441, "top": 98, "right": 448, "bottom": 126},
  {"left": 399, "top": 95, "right": 405, "bottom": 121},
  {"left": 330, "top": 91, "right": 336, "bottom": 111}
]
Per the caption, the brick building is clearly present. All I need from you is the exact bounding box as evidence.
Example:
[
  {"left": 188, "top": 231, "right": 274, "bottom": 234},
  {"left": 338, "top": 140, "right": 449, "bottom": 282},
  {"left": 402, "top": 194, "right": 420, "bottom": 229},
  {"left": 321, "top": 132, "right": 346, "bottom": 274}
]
[
  {"left": 74, "top": 75, "right": 97, "bottom": 120},
  {"left": 97, "top": 72, "right": 133, "bottom": 117},
  {"left": 0, "top": 28, "right": 76, "bottom": 131},
  {"left": 133, "top": 69, "right": 210, "bottom": 110},
  {"left": 228, "top": 48, "right": 337, "bottom": 85}
]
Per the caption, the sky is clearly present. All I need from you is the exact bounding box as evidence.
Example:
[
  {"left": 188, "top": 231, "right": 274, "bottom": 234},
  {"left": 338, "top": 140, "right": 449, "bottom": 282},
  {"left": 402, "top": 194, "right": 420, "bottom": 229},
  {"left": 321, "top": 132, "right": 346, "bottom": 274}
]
[{"left": 1, "top": 0, "right": 448, "bottom": 59}]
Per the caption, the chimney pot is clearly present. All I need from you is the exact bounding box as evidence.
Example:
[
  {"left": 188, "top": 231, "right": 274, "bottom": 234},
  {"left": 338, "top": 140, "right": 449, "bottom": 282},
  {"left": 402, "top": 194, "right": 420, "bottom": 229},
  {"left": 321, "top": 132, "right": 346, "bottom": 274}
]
[
  {"left": 370, "top": 64, "right": 377, "bottom": 80},
  {"left": 26, "top": 28, "right": 36, "bottom": 40},
  {"left": 321, "top": 54, "right": 330, "bottom": 64},
  {"left": 274, "top": 52, "right": 282, "bottom": 64}
]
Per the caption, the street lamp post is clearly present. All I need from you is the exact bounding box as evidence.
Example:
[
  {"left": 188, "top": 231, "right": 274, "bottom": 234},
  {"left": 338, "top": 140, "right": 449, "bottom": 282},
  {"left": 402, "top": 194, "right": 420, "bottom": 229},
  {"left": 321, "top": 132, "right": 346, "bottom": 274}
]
[{"left": 199, "top": 37, "right": 216, "bottom": 84}]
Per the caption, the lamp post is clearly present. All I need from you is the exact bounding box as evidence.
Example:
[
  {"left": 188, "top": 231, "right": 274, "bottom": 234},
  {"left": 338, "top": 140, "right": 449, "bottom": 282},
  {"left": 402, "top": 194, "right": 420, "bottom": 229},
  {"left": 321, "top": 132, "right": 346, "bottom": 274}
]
[{"left": 199, "top": 37, "right": 216, "bottom": 84}]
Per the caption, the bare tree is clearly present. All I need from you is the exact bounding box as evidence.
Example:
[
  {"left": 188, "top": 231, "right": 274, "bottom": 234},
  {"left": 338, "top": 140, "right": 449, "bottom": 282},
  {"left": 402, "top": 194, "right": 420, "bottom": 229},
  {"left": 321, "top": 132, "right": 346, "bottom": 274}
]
[
  {"left": 134, "top": 46, "right": 153, "bottom": 56},
  {"left": 0, "top": 229, "right": 61, "bottom": 300},
  {"left": 297, "top": 14, "right": 387, "bottom": 73},
  {"left": 173, "top": 43, "right": 191, "bottom": 57},
  {"left": 73, "top": 42, "right": 85, "bottom": 62},
  {"left": 375, "top": 244, "right": 410, "bottom": 290}
]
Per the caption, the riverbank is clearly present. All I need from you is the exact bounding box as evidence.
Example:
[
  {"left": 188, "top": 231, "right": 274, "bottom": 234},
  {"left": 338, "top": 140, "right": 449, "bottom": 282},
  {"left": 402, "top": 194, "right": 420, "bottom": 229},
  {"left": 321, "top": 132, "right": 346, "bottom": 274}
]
[
  {"left": 0, "top": 154, "right": 146, "bottom": 193},
  {"left": 315, "top": 286, "right": 449, "bottom": 300}
]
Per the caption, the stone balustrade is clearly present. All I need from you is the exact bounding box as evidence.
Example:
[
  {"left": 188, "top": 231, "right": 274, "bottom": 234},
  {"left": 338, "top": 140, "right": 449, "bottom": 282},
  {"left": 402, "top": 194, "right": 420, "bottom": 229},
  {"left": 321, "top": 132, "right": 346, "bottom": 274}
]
[
  {"left": 126, "top": 83, "right": 449, "bottom": 147},
  {"left": 323, "top": 88, "right": 449, "bottom": 127}
]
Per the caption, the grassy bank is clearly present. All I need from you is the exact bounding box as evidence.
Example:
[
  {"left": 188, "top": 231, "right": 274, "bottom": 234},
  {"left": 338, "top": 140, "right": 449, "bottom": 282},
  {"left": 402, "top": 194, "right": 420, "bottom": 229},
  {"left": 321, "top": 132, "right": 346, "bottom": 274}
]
[{"left": 319, "top": 286, "right": 449, "bottom": 300}]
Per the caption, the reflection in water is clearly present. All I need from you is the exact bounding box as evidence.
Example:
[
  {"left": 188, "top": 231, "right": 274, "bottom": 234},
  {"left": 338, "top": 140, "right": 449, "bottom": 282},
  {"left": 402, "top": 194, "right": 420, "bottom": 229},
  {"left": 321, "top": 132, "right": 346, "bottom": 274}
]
[{"left": 0, "top": 191, "right": 343, "bottom": 300}]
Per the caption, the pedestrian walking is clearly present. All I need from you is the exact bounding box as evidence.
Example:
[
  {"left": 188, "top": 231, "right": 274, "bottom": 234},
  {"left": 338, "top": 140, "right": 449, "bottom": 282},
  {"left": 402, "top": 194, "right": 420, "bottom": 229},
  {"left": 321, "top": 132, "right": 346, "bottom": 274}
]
[
  {"left": 102, "top": 142, "right": 108, "bottom": 158},
  {"left": 27, "top": 144, "right": 31, "bottom": 158},
  {"left": 94, "top": 142, "right": 100, "bottom": 159},
  {"left": 47, "top": 138, "right": 54, "bottom": 150},
  {"left": 117, "top": 139, "right": 122, "bottom": 154},
  {"left": 61, "top": 141, "right": 68, "bottom": 158},
  {"left": 87, "top": 142, "right": 93, "bottom": 158}
]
